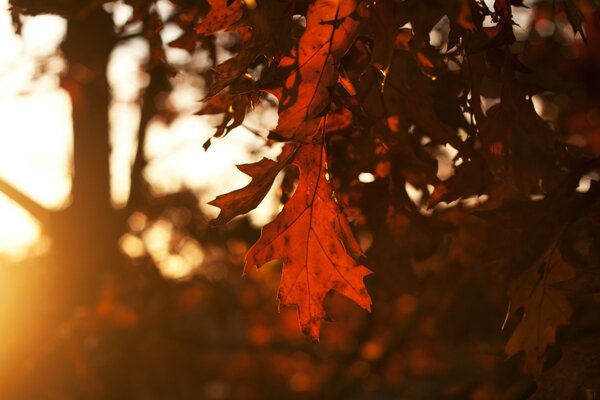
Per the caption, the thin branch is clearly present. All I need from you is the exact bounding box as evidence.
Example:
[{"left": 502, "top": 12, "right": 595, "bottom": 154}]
[
  {"left": 0, "top": 176, "right": 51, "bottom": 226},
  {"left": 125, "top": 61, "right": 171, "bottom": 214}
]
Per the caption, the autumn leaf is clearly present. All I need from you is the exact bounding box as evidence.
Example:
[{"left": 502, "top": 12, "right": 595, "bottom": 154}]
[
  {"left": 455, "top": 0, "right": 476, "bottom": 31},
  {"left": 206, "top": 0, "right": 372, "bottom": 340},
  {"left": 196, "top": 91, "right": 258, "bottom": 145},
  {"left": 493, "top": 0, "right": 512, "bottom": 21},
  {"left": 267, "top": 0, "right": 360, "bottom": 141},
  {"left": 356, "top": 0, "right": 396, "bottom": 73},
  {"left": 209, "top": 143, "right": 298, "bottom": 225},
  {"left": 203, "top": 0, "right": 293, "bottom": 98},
  {"left": 195, "top": 0, "right": 244, "bottom": 36},
  {"left": 472, "top": 80, "right": 557, "bottom": 196},
  {"left": 244, "top": 128, "right": 372, "bottom": 340},
  {"left": 505, "top": 240, "right": 577, "bottom": 375},
  {"left": 167, "top": 8, "right": 202, "bottom": 53},
  {"left": 323, "top": 105, "right": 354, "bottom": 132}
]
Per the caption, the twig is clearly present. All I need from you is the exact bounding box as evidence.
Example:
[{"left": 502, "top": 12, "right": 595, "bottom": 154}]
[{"left": 0, "top": 176, "right": 51, "bottom": 226}]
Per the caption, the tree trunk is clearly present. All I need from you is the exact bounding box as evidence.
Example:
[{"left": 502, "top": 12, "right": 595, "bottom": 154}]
[{"left": 54, "top": 7, "right": 121, "bottom": 306}]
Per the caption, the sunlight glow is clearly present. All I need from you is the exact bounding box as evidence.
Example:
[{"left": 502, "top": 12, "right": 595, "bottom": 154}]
[
  {"left": 119, "top": 233, "right": 146, "bottom": 258},
  {"left": 0, "top": 1, "right": 281, "bottom": 260},
  {"left": 160, "top": 254, "right": 193, "bottom": 279},
  {"left": 577, "top": 171, "right": 600, "bottom": 193},
  {"left": 0, "top": 89, "right": 72, "bottom": 256},
  {"left": 405, "top": 182, "right": 422, "bottom": 206},
  {"left": 0, "top": 194, "right": 41, "bottom": 257},
  {"left": 0, "top": 1, "right": 69, "bottom": 256},
  {"left": 358, "top": 172, "right": 375, "bottom": 183},
  {"left": 0, "top": 91, "right": 73, "bottom": 208}
]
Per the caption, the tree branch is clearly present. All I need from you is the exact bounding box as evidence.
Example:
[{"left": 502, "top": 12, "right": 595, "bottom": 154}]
[
  {"left": 125, "top": 61, "right": 171, "bottom": 214},
  {"left": 0, "top": 177, "right": 51, "bottom": 226}
]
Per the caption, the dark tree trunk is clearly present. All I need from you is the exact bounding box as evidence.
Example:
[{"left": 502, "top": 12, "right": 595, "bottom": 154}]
[{"left": 54, "top": 8, "right": 121, "bottom": 306}]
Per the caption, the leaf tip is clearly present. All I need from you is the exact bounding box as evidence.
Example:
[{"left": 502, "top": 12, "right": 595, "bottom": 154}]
[{"left": 302, "top": 323, "right": 320, "bottom": 342}]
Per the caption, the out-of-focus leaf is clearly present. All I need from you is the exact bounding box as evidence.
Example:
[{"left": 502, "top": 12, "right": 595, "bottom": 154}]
[
  {"left": 356, "top": 0, "right": 396, "bottom": 73},
  {"left": 564, "top": 0, "right": 586, "bottom": 42},
  {"left": 505, "top": 241, "right": 577, "bottom": 375},
  {"left": 195, "top": 0, "right": 244, "bottom": 35}
]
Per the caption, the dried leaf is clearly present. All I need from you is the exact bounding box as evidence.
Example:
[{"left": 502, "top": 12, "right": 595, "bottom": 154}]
[
  {"left": 245, "top": 130, "right": 372, "bottom": 340},
  {"left": 268, "top": 0, "right": 360, "bottom": 141},
  {"left": 205, "top": 0, "right": 292, "bottom": 97},
  {"left": 196, "top": 92, "right": 257, "bottom": 140},
  {"left": 209, "top": 143, "right": 298, "bottom": 225},
  {"left": 505, "top": 241, "right": 577, "bottom": 374},
  {"left": 195, "top": 0, "right": 244, "bottom": 35},
  {"left": 356, "top": 0, "right": 396, "bottom": 72}
]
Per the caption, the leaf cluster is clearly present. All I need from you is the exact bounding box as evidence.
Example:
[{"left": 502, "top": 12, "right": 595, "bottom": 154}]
[{"left": 7, "top": 0, "right": 600, "bottom": 397}]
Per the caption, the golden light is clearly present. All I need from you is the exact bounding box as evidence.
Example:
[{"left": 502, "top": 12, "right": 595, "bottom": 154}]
[
  {"left": 0, "top": 194, "right": 40, "bottom": 258},
  {"left": 119, "top": 233, "right": 146, "bottom": 259},
  {"left": 0, "top": 0, "right": 280, "bottom": 267}
]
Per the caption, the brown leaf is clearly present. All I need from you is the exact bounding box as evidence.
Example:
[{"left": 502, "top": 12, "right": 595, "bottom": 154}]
[
  {"left": 268, "top": 0, "right": 360, "bottom": 141},
  {"left": 195, "top": 0, "right": 244, "bottom": 36},
  {"left": 494, "top": 0, "right": 512, "bottom": 21},
  {"left": 324, "top": 106, "right": 353, "bottom": 132},
  {"left": 476, "top": 83, "right": 557, "bottom": 195},
  {"left": 205, "top": 0, "right": 293, "bottom": 97},
  {"left": 197, "top": 91, "right": 259, "bottom": 140},
  {"left": 456, "top": 0, "right": 476, "bottom": 31},
  {"left": 245, "top": 127, "right": 372, "bottom": 340},
  {"left": 209, "top": 143, "right": 298, "bottom": 225},
  {"left": 356, "top": 0, "right": 396, "bottom": 72},
  {"left": 505, "top": 241, "right": 577, "bottom": 375}
]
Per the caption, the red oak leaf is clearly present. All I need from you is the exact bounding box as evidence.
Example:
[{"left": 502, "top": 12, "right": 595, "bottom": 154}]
[
  {"left": 244, "top": 126, "right": 372, "bottom": 340},
  {"left": 204, "top": 0, "right": 292, "bottom": 98},
  {"left": 268, "top": 0, "right": 360, "bottom": 141},
  {"left": 195, "top": 0, "right": 244, "bottom": 36},
  {"left": 209, "top": 143, "right": 298, "bottom": 225}
]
